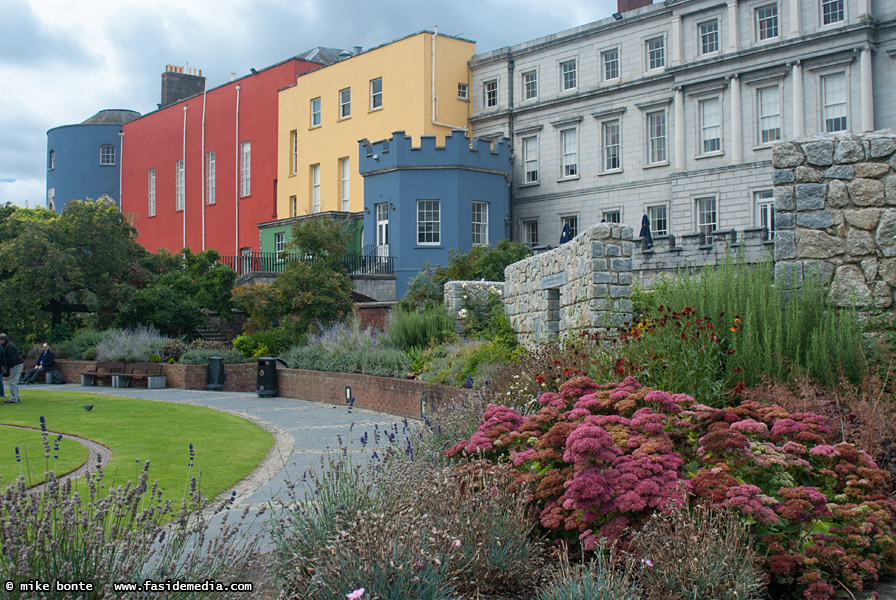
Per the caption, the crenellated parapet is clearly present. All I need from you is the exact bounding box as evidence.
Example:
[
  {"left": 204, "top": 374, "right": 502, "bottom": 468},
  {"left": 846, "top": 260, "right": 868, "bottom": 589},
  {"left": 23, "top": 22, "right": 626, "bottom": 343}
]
[{"left": 359, "top": 130, "right": 510, "bottom": 176}]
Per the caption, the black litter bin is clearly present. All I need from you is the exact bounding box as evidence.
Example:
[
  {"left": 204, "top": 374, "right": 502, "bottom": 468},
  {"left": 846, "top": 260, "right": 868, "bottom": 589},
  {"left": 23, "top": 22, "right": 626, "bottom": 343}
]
[
  {"left": 257, "top": 357, "right": 287, "bottom": 397},
  {"left": 207, "top": 357, "right": 225, "bottom": 390}
]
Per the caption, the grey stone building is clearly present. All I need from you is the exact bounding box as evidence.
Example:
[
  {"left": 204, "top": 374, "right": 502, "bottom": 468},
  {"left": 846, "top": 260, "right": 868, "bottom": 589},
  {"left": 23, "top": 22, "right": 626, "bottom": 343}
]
[{"left": 469, "top": 0, "right": 896, "bottom": 248}]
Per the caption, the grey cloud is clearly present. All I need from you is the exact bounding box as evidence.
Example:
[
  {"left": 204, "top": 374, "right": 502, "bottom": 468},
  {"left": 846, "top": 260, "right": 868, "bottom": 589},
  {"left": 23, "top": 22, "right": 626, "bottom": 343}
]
[{"left": 0, "top": 0, "right": 96, "bottom": 67}]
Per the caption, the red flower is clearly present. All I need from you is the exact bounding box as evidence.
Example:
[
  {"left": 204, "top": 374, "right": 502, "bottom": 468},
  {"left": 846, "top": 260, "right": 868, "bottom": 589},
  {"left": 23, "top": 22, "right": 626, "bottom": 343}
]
[
  {"left": 733, "top": 381, "right": 745, "bottom": 395},
  {"left": 734, "top": 366, "right": 742, "bottom": 375},
  {"left": 727, "top": 349, "right": 736, "bottom": 355},
  {"left": 535, "top": 374, "right": 546, "bottom": 385}
]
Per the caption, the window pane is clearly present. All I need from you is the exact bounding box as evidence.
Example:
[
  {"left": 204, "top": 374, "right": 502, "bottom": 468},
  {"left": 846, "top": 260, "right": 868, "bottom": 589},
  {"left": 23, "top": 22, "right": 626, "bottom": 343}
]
[
  {"left": 648, "top": 205, "right": 668, "bottom": 235},
  {"left": 562, "top": 216, "right": 578, "bottom": 237},
  {"left": 758, "top": 86, "right": 782, "bottom": 143},
  {"left": 822, "top": 0, "right": 844, "bottom": 24},
  {"left": 311, "top": 164, "right": 320, "bottom": 213},
  {"left": 417, "top": 200, "right": 441, "bottom": 244},
  {"left": 648, "top": 111, "right": 666, "bottom": 163},
  {"left": 822, "top": 73, "right": 847, "bottom": 132},
  {"left": 700, "top": 21, "right": 719, "bottom": 54},
  {"left": 603, "top": 49, "right": 619, "bottom": 80},
  {"left": 700, "top": 98, "right": 721, "bottom": 153},
  {"left": 647, "top": 38, "right": 665, "bottom": 69},
  {"left": 458, "top": 83, "right": 468, "bottom": 99},
  {"left": 311, "top": 97, "right": 321, "bottom": 126},
  {"left": 757, "top": 5, "right": 778, "bottom": 40},
  {"left": 523, "top": 71, "right": 537, "bottom": 100},
  {"left": 100, "top": 144, "right": 115, "bottom": 165},
  {"left": 485, "top": 81, "right": 498, "bottom": 107},
  {"left": 697, "top": 197, "right": 717, "bottom": 235},
  {"left": 341, "top": 158, "right": 350, "bottom": 211},
  {"left": 240, "top": 142, "right": 251, "bottom": 197},
  {"left": 561, "top": 129, "right": 577, "bottom": 177},
  {"left": 147, "top": 168, "right": 156, "bottom": 216},
  {"left": 206, "top": 150, "right": 215, "bottom": 204},
  {"left": 523, "top": 220, "right": 538, "bottom": 247},
  {"left": 561, "top": 60, "right": 576, "bottom": 90},
  {"left": 472, "top": 201, "right": 488, "bottom": 245},
  {"left": 603, "top": 120, "right": 621, "bottom": 171},
  {"left": 523, "top": 136, "right": 539, "bottom": 183},
  {"left": 175, "top": 160, "right": 184, "bottom": 210},
  {"left": 340, "top": 88, "right": 351, "bottom": 118},
  {"left": 370, "top": 78, "right": 382, "bottom": 109}
]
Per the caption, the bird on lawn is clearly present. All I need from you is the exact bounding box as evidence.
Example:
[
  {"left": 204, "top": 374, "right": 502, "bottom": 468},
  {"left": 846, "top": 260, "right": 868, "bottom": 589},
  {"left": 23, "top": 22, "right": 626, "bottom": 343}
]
[{"left": 83, "top": 404, "right": 94, "bottom": 411}]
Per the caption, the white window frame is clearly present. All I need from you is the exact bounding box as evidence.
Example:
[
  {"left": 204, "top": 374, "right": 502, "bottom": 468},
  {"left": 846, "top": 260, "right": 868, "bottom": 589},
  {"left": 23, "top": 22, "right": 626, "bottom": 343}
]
[
  {"left": 417, "top": 199, "right": 441, "bottom": 245},
  {"left": 290, "top": 195, "right": 297, "bottom": 218},
  {"left": 602, "top": 209, "right": 621, "bottom": 224},
  {"left": 484, "top": 79, "right": 498, "bottom": 108},
  {"left": 601, "top": 47, "right": 620, "bottom": 82},
  {"left": 695, "top": 196, "right": 718, "bottom": 235},
  {"left": 648, "top": 204, "right": 669, "bottom": 236},
  {"left": 820, "top": 0, "right": 845, "bottom": 26},
  {"left": 100, "top": 144, "right": 115, "bottom": 165},
  {"left": 756, "top": 84, "right": 783, "bottom": 145},
  {"left": 646, "top": 110, "right": 668, "bottom": 165},
  {"left": 48, "top": 149, "right": 55, "bottom": 171},
  {"left": 311, "top": 97, "right": 321, "bottom": 127},
  {"left": 560, "top": 59, "right": 577, "bottom": 91},
  {"left": 472, "top": 201, "right": 489, "bottom": 246},
  {"left": 646, "top": 36, "right": 665, "bottom": 71},
  {"left": 290, "top": 130, "right": 298, "bottom": 175},
  {"left": 275, "top": 232, "right": 285, "bottom": 256},
  {"left": 147, "top": 168, "right": 156, "bottom": 216},
  {"left": 561, "top": 215, "right": 579, "bottom": 238},
  {"left": 311, "top": 164, "right": 320, "bottom": 213},
  {"left": 175, "top": 159, "right": 184, "bottom": 210},
  {"left": 339, "top": 88, "right": 351, "bottom": 119},
  {"left": 754, "top": 189, "right": 775, "bottom": 240},
  {"left": 522, "top": 219, "right": 539, "bottom": 248},
  {"left": 698, "top": 19, "right": 720, "bottom": 56},
  {"left": 560, "top": 127, "right": 578, "bottom": 179},
  {"left": 522, "top": 70, "right": 538, "bottom": 101},
  {"left": 205, "top": 150, "right": 215, "bottom": 205},
  {"left": 755, "top": 4, "right": 779, "bottom": 42},
  {"left": 601, "top": 118, "right": 622, "bottom": 172},
  {"left": 697, "top": 96, "right": 723, "bottom": 156},
  {"left": 370, "top": 77, "right": 382, "bottom": 110},
  {"left": 457, "top": 83, "right": 468, "bottom": 100},
  {"left": 522, "top": 135, "right": 539, "bottom": 184},
  {"left": 820, "top": 72, "right": 848, "bottom": 133},
  {"left": 239, "top": 141, "right": 251, "bottom": 197},
  {"left": 340, "top": 157, "right": 350, "bottom": 212}
]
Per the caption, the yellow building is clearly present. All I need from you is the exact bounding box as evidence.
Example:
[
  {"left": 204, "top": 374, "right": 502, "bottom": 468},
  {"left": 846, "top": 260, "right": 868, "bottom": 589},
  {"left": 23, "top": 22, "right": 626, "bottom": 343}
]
[{"left": 277, "top": 30, "right": 475, "bottom": 218}]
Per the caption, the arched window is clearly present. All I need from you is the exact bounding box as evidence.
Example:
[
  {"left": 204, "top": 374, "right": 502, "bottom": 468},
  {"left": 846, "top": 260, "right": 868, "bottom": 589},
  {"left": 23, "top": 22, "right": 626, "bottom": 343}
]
[
  {"left": 100, "top": 144, "right": 115, "bottom": 165},
  {"left": 49, "top": 149, "right": 55, "bottom": 171}
]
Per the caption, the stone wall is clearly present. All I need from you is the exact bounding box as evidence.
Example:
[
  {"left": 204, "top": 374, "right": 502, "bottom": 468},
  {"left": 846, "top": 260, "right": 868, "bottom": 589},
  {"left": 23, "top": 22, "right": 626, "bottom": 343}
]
[
  {"left": 503, "top": 223, "right": 634, "bottom": 346},
  {"left": 633, "top": 227, "right": 773, "bottom": 285},
  {"left": 444, "top": 281, "right": 505, "bottom": 333},
  {"left": 772, "top": 132, "right": 896, "bottom": 309}
]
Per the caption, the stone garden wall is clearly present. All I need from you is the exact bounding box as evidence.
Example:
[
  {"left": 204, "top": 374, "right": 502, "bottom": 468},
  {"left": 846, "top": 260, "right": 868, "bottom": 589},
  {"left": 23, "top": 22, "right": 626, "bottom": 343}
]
[
  {"left": 772, "top": 132, "right": 896, "bottom": 308},
  {"left": 502, "top": 223, "right": 634, "bottom": 346}
]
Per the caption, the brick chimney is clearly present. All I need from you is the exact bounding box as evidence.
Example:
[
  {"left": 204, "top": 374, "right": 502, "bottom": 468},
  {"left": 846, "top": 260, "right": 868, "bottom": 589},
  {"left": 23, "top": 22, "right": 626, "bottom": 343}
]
[
  {"left": 617, "top": 0, "right": 652, "bottom": 13},
  {"left": 160, "top": 65, "right": 206, "bottom": 108}
]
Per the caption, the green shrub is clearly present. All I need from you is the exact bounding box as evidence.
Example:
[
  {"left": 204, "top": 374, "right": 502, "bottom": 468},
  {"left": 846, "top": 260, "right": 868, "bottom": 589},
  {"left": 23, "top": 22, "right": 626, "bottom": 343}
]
[
  {"left": 387, "top": 305, "right": 455, "bottom": 351},
  {"left": 360, "top": 347, "right": 411, "bottom": 378},
  {"left": 188, "top": 338, "right": 230, "bottom": 351},
  {"left": 179, "top": 348, "right": 248, "bottom": 365},
  {"left": 233, "top": 327, "right": 302, "bottom": 358},
  {"left": 418, "top": 339, "right": 519, "bottom": 387},
  {"left": 638, "top": 255, "right": 865, "bottom": 388},
  {"left": 95, "top": 325, "right": 171, "bottom": 362},
  {"left": 81, "top": 347, "right": 98, "bottom": 361},
  {"left": 537, "top": 549, "right": 641, "bottom": 600},
  {"left": 162, "top": 339, "right": 188, "bottom": 362},
  {"left": 284, "top": 344, "right": 330, "bottom": 371},
  {"left": 54, "top": 328, "right": 105, "bottom": 360}
]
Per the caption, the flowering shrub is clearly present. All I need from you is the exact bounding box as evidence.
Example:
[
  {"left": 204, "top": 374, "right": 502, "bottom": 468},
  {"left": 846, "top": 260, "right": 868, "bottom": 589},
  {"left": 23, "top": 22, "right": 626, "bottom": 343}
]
[{"left": 448, "top": 376, "right": 896, "bottom": 599}]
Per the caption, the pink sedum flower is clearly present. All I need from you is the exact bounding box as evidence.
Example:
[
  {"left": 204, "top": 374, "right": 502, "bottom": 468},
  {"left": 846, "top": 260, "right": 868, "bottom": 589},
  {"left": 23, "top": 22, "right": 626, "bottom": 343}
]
[{"left": 346, "top": 588, "right": 365, "bottom": 600}]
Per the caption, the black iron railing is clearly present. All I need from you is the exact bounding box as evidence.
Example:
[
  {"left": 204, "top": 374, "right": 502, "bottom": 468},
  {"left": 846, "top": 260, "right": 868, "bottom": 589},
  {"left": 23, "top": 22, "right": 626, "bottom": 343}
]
[{"left": 220, "top": 252, "right": 394, "bottom": 276}]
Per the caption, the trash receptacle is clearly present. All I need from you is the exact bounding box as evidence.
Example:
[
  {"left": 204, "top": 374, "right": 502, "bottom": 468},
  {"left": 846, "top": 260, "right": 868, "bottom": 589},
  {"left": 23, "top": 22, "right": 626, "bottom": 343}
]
[
  {"left": 257, "top": 357, "right": 287, "bottom": 397},
  {"left": 207, "top": 357, "right": 225, "bottom": 390}
]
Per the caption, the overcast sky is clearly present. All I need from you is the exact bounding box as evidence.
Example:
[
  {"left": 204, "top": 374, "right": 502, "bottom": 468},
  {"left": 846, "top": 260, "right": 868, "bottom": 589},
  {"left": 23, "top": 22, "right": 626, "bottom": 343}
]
[{"left": 0, "top": 0, "right": 617, "bottom": 208}]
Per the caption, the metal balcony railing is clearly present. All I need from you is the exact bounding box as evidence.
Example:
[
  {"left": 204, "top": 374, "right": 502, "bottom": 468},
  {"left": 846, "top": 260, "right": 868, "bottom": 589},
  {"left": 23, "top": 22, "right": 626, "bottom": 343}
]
[{"left": 219, "top": 252, "right": 394, "bottom": 276}]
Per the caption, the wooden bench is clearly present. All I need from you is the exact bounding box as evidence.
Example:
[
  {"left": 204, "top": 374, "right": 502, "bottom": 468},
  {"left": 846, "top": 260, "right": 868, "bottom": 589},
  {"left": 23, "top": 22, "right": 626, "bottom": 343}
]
[
  {"left": 112, "top": 362, "right": 166, "bottom": 389},
  {"left": 81, "top": 361, "right": 126, "bottom": 386},
  {"left": 18, "top": 359, "right": 38, "bottom": 383}
]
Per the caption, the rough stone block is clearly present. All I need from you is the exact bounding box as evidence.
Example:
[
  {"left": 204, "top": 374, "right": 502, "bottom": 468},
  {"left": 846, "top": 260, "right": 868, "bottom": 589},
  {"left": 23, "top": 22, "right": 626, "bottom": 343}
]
[
  {"left": 847, "top": 229, "right": 876, "bottom": 256},
  {"left": 803, "top": 260, "right": 835, "bottom": 284},
  {"left": 610, "top": 257, "right": 633, "bottom": 271},
  {"left": 592, "top": 272, "right": 613, "bottom": 284},
  {"left": 796, "top": 212, "right": 834, "bottom": 229},
  {"left": 855, "top": 163, "right": 890, "bottom": 178},
  {"left": 774, "top": 186, "right": 794, "bottom": 211},
  {"left": 618, "top": 272, "right": 634, "bottom": 285},
  {"left": 592, "top": 258, "right": 608, "bottom": 270},
  {"left": 804, "top": 141, "right": 834, "bottom": 166},
  {"left": 605, "top": 244, "right": 621, "bottom": 257},
  {"left": 795, "top": 166, "right": 824, "bottom": 182},
  {"left": 843, "top": 209, "right": 881, "bottom": 230},
  {"left": 540, "top": 272, "right": 567, "bottom": 289},
  {"left": 884, "top": 174, "right": 896, "bottom": 206},
  {"left": 824, "top": 165, "right": 854, "bottom": 179},
  {"left": 828, "top": 179, "right": 849, "bottom": 207},
  {"left": 773, "top": 142, "right": 805, "bottom": 168},
  {"left": 870, "top": 138, "right": 896, "bottom": 158},
  {"left": 775, "top": 212, "right": 795, "bottom": 229},
  {"left": 829, "top": 265, "right": 872, "bottom": 307},
  {"left": 774, "top": 231, "right": 796, "bottom": 260},
  {"left": 620, "top": 228, "right": 634, "bottom": 241},
  {"left": 609, "top": 285, "right": 631, "bottom": 298},
  {"left": 795, "top": 184, "right": 826, "bottom": 210},
  {"left": 834, "top": 139, "right": 865, "bottom": 164},
  {"left": 847, "top": 178, "right": 885, "bottom": 207},
  {"left": 877, "top": 210, "right": 896, "bottom": 257},
  {"left": 773, "top": 169, "right": 795, "bottom": 184},
  {"left": 592, "top": 241, "right": 604, "bottom": 257},
  {"left": 797, "top": 230, "right": 844, "bottom": 259}
]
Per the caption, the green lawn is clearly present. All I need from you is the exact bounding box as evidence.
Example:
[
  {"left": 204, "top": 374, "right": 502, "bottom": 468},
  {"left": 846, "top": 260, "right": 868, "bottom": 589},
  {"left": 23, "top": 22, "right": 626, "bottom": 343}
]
[
  {"left": 0, "top": 425, "right": 88, "bottom": 487},
  {"left": 0, "top": 390, "right": 273, "bottom": 504}
]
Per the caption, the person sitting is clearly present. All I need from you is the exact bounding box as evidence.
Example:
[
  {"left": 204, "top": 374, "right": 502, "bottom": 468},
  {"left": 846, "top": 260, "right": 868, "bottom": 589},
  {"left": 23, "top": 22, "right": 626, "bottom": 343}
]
[{"left": 22, "top": 343, "right": 54, "bottom": 384}]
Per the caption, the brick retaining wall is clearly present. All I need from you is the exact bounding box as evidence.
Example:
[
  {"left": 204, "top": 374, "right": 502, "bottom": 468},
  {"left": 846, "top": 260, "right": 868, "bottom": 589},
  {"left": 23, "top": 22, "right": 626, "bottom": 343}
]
[{"left": 54, "top": 360, "right": 466, "bottom": 419}]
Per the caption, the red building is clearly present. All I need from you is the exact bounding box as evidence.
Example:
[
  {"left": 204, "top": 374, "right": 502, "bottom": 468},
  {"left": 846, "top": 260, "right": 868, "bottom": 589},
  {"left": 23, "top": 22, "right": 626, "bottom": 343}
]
[{"left": 121, "top": 51, "right": 339, "bottom": 256}]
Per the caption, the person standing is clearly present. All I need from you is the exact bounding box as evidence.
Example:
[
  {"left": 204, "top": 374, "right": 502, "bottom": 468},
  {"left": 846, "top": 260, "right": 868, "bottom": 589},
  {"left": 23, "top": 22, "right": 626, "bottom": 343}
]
[
  {"left": 0, "top": 333, "right": 24, "bottom": 403},
  {"left": 22, "top": 343, "right": 55, "bottom": 384},
  {"left": 0, "top": 339, "right": 5, "bottom": 398}
]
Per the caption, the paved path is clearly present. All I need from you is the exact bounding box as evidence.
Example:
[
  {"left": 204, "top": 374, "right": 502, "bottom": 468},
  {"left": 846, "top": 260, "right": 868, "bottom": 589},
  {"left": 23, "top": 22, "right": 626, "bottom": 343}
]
[{"left": 19, "top": 383, "right": 405, "bottom": 535}]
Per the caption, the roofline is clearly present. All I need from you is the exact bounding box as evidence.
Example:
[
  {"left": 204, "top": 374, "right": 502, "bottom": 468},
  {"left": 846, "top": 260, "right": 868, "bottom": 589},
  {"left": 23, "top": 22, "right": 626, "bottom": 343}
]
[{"left": 47, "top": 118, "right": 133, "bottom": 134}]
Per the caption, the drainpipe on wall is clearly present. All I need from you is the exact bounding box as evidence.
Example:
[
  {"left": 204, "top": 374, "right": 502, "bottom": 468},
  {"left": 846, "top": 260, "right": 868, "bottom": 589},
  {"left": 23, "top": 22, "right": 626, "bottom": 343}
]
[
  {"left": 182, "top": 105, "right": 188, "bottom": 251},
  {"left": 507, "top": 57, "right": 515, "bottom": 241},
  {"left": 235, "top": 85, "right": 241, "bottom": 255},
  {"left": 431, "top": 27, "right": 468, "bottom": 133},
  {"left": 201, "top": 83, "right": 207, "bottom": 250},
  {"left": 118, "top": 131, "right": 123, "bottom": 212}
]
